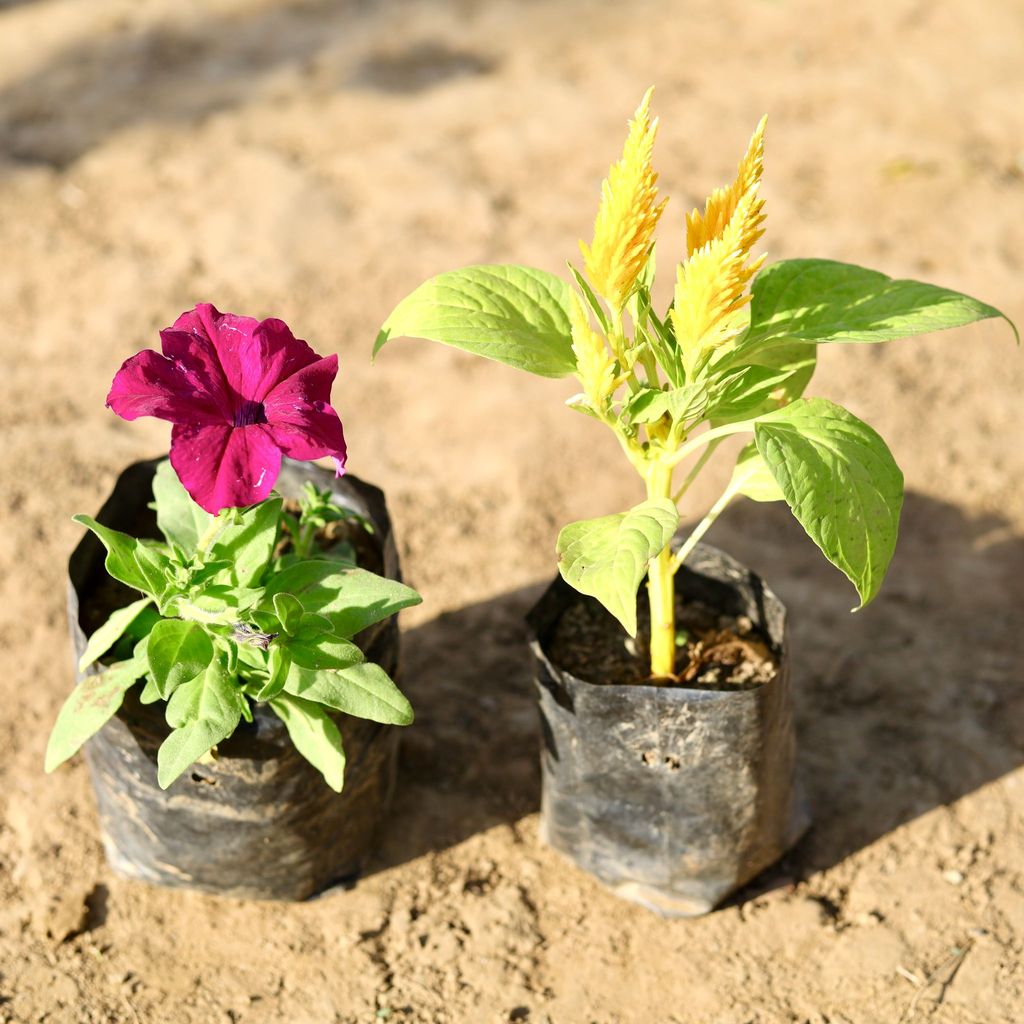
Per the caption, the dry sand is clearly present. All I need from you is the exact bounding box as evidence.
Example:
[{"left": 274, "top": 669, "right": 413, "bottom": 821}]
[{"left": 1, "top": 0, "right": 1023, "bottom": 1020}]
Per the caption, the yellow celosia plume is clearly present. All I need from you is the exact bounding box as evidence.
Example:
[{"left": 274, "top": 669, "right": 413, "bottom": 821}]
[
  {"left": 580, "top": 88, "right": 668, "bottom": 311},
  {"left": 569, "top": 295, "right": 617, "bottom": 411},
  {"left": 672, "top": 116, "right": 768, "bottom": 372}
]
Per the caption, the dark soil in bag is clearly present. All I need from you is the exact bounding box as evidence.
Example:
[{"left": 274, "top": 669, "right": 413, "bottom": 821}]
[
  {"left": 68, "top": 457, "right": 405, "bottom": 901},
  {"left": 527, "top": 541, "right": 809, "bottom": 917}
]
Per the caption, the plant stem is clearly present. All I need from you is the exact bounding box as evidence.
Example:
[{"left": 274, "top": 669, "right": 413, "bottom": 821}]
[
  {"left": 670, "top": 484, "right": 736, "bottom": 574},
  {"left": 672, "top": 437, "right": 723, "bottom": 503},
  {"left": 645, "top": 461, "right": 677, "bottom": 679},
  {"left": 666, "top": 418, "right": 757, "bottom": 468},
  {"left": 197, "top": 514, "right": 222, "bottom": 554}
]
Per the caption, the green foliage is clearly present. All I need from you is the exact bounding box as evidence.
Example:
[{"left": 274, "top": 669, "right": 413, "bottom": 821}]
[
  {"left": 556, "top": 500, "right": 679, "bottom": 636},
  {"left": 45, "top": 655, "right": 145, "bottom": 772},
  {"left": 374, "top": 265, "right": 576, "bottom": 377},
  {"left": 77, "top": 596, "right": 153, "bottom": 673},
  {"left": 754, "top": 398, "right": 904, "bottom": 607},
  {"left": 735, "top": 259, "right": 1016, "bottom": 358},
  {"left": 375, "top": 195, "right": 1013, "bottom": 679},
  {"left": 50, "top": 462, "right": 421, "bottom": 792}
]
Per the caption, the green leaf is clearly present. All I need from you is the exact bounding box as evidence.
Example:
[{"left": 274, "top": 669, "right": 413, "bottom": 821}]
[
  {"left": 556, "top": 499, "right": 680, "bottom": 636},
  {"left": 272, "top": 592, "right": 304, "bottom": 636},
  {"left": 754, "top": 398, "right": 904, "bottom": 607},
  {"left": 158, "top": 659, "right": 244, "bottom": 787},
  {"left": 632, "top": 288, "right": 685, "bottom": 387},
  {"left": 262, "top": 563, "right": 421, "bottom": 638},
  {"left": 73, "top": 515, "right": 172, "bottom": 601},
  {"left": 269, "top": 694, "right": 346, "bottom": 792},
  {"left": 738, "top": 259, "right": 1016, "bottom": 358},
  {"left": 45, "top": 657, "right": 145, "bottom": 772},
  {"left": 153, "top": 459, "right": 212, "bottom": 553},
  {"left": 706, "top": 365, "right": 800, "bottom": 421},
  {"left": 567, "top": 261, "right": 610, "bottom": 333},
  {"left": 729, "top": 443, "right": 784, "bottom": 503},
  {"left": 77, "top": 597, "right": 153, "bottom": 673},
  {"left": 625, "top": 384, "right": 706, "bottom": 426},
  {"left": 146, "top": 619, "right": 215, "bottom": 699},
  {"left": 286, "top": 662, "right": 414, "bottom": 725},
  {"left": 374, "top": 265, "right": 576, "bottom": 378},
  {"left": 253, "top": 645, "right": 290, "bottom": 702},
  {"left": 286, "top": 636, "right": 364, "bottom": 672},
  {"left": 208, "top": 498, "right": 282, "bottom": 587},
  {"left": 712, "top": 341, "right": 817, "bottom": 426}
]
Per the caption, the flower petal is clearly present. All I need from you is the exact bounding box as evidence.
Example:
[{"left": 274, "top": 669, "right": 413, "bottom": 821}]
[
  {"left": 263, "top": 354, "right": 346, "bottom": 465},
  {"left": 169, "top": 423, "right": 282, "bottom": 514},
  {"left": 266, "top": 403, "right": 348, "bottom": 467},
  {"left": 106, "top": 349, "right": 225, "bottom": 425}
]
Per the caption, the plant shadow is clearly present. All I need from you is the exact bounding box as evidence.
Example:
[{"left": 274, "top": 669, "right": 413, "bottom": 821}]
[
  {"left": 0, "top": 0, "right": 497, "bottom": 168},
  {"left": 365, "top": 489, "right": 1024, "bottom": 900}
]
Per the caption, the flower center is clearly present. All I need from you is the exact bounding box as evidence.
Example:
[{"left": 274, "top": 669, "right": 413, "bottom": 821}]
[{"left": 233, "top": 399, "right": 267, "bottom": 427}]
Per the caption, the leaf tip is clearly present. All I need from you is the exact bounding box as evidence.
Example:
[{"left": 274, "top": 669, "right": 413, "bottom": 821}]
[{"left": 371, "top": 326, "right": 391, "bottom": 362}]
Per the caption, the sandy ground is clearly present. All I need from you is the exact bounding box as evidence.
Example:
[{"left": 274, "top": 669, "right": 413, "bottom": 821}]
[{"left": 1, "top": 0, "right": 1023, "bottom": 1020}]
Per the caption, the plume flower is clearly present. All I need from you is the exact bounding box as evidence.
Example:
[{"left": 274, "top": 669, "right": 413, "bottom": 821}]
[
  {"left": 569, "top": 296, "right": 617, "bottom": 412},
  {"left": 107, "top": 304, "right": 347, "bottom": 514},
  {"left": 672, "top": 116, "right": 768, "bottom": 372},
  {"left": 580, "top": 88, "right": 668, "bottom": 311}
]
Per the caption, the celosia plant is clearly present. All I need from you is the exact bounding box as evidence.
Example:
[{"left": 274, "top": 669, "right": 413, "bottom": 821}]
[
  {"left": 375, "top": 90, "right": 1015, "bottom": 679},
  {"left": 47, "top": 305, "right": 419, "bottom": 790}
]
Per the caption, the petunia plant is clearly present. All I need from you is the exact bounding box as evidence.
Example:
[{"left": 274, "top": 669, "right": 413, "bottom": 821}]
[
  {"left": 47, "top": 305, "right": 420, "bottom": 790},
  {"left": 375, "top": 90, "right": 1015, "bottom": 680}
]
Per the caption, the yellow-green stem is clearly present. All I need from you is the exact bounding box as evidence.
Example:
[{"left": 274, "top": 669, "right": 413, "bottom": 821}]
[
  {"left": 197, "top": 514, "right": 222, "bottom": 553},
  {"left": 645, "top": 462, "right": 676, "bottom": 679}
]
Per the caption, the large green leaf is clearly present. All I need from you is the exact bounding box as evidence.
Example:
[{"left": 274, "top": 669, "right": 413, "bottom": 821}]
[
  {"left": 208, "top": 498, "right": 282, "bottom": 587},
  {"left": 262, "top": 563, "right": 421, "bottom": 638},
  {"left": 73, "top": 515, "right": 172, "bottom": 601},
  {"left": 729, "top": 443, "right": 784, "bottom": 503},
  {"left": 270, "top": 693, "right": 346, "bottom": 792},
  {"left": 556, "top": 499, "right": 680, "bottom": 636},
  {"left": 374, "top": 265, "right": 576, "bottom": 378},
  {"left": 153, "top": 458, "right": 212, "bottom": 553},
  {"left": 754, "top": 398, "right": 904, "bottom": 607},
  {"left": 285, "top": 662, "right": 413, "bottom": 725},
  {"left": 146, "top": 619, "right": 215, "bottom": 699},
  {"left": 45, "top": 656, "right": 145, "bottom": 772},
  {"left": 158, "top": 659, "right": 244, "bottom": 788},
  {"left": 737, "top": 259, "right": 1015, "bottom": 359},
  {"left": 77, "top": 596, "right": 153, "bottom": 673}
]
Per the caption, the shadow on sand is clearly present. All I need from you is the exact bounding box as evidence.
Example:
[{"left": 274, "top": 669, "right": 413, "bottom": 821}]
[
  {"left": 0, "top": 0, "right": 497, "bottom": 167},
  {"left": 365, "top": 489, "right": 1024, "bottom": 902}
]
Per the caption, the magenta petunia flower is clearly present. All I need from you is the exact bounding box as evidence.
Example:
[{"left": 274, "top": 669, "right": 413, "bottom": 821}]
[{"left": 107, "top": 303, "right": 347, "bottom": 514}]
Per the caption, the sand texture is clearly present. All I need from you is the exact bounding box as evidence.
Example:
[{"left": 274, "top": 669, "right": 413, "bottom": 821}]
[{"left": 1, "top": 0, "right": 1023, "bottom": 1020}]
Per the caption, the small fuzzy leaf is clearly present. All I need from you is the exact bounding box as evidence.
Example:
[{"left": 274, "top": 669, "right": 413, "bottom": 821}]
[
  {"left": 556, "top": 499, "right": 680, "bottom": 636},
  {"left": 738, "top": 259, "right": 1016, "bottom": 358},
  {"left": 158, "top": 659, "right": 244, "bottom": 787},
  {"left": 754, "top": 398, "right": 904, "bottom": 607},
  {"left": 286, "top": 636, "right": 364, "bottom": 672},
  {"left": 262, "top": 563, "right": 421, "bottom": 638},
  {"left": 269, "top": 693, "right": 346, "bottom": 792},
  {"left": 146, "top": 619, "right": 215, "bottom": 699},
  {"left": 286, "top": 662, "right": 414, "bottom": 725},
  {"left": 153, "top": 458, "right": 212, "bottom": 553},
  {"left": 374, "top": 265, "right": 577, "bottom": 378},
  {"left": 45, "top": 657, "right": 145, "bottom": 772},
  {"left": 272, "top": 592, "right": 305, "bottom": 636},
  {"left": 77, "top": 597, "right": 153, "bottom": 673},
  {"left": 208, "top": 498, "right": 282, "bottom": 587},
  {"left": 73, "top": 515, "right": 171, "bottom": 600}
]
